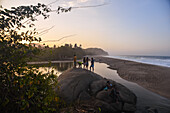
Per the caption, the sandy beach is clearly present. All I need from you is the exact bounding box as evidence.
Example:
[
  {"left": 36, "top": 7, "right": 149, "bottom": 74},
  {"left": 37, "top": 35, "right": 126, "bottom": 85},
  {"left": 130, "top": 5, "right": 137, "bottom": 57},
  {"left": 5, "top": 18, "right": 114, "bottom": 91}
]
[{"left": 95, "top": 56, "right": 170, "bottom": 99}]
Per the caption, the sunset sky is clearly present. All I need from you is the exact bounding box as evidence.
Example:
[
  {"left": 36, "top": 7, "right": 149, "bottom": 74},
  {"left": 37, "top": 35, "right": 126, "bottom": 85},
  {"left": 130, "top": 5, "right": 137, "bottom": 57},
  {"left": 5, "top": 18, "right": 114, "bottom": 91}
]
[{"left": 1, "top": 0, "right": 170, "bottom": 56}]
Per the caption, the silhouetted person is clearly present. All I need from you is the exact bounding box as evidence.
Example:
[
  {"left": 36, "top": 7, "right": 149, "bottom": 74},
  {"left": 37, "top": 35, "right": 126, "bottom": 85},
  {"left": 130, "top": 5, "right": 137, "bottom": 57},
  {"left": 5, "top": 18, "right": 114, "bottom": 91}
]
[
  {"left": 86, "top": 57, "right": 89, "bottom": 69},
  {"left": 83, "top": 57, "right": 86, "bottom": 68},
  {"left": 106, "top": 81, "right": 113, "bottom": 90},
  {"left": 74, "top": 54, "right": 77, "bottom": 68},
  {"left": 90, "top": 57, "right": 94, "bottom": 71}
]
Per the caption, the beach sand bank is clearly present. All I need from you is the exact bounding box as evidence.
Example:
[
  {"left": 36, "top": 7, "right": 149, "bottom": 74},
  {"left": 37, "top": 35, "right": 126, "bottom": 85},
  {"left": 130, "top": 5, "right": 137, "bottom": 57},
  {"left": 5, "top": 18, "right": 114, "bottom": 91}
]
[{"left": 95, "top": 56, "right": 170, "bottom": 99}]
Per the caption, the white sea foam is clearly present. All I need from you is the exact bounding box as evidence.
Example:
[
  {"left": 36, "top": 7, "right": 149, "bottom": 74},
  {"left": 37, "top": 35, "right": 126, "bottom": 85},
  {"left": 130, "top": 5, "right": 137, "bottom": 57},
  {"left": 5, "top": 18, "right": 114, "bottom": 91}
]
[{"left": 105, "top": 56, "right": 170, "bottom": 67}]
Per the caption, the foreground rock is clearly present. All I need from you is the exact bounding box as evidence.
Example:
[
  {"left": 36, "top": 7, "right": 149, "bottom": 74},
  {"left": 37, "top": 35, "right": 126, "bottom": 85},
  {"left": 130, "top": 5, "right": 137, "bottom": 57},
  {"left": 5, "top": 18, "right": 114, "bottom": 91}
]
[{"left": 56, "top": 68, "right": 137, "bottom": 113}]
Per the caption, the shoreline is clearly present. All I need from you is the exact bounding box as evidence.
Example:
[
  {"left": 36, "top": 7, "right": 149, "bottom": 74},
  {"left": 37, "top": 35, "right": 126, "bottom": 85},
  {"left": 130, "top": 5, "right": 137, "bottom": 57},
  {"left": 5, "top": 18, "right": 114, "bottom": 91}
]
[
  {"left": 27, "top": 60, "right": 84, "bottom": 65},
  {"left": 27, "top": 60, "right": 73, "bottom": 65},
  {"left": 104, "top": 56, "right": 170, "bottom": 68},
  {"left": 94, "top": 56, "right": 170, "bottom": 99}
]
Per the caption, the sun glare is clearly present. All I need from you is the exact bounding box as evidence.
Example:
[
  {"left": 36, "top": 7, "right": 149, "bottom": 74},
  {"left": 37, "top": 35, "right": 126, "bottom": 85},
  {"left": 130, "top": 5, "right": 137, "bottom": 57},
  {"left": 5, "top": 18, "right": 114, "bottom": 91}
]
[{"left": 21, "top": 40, "right": 30, "bottom": 44}]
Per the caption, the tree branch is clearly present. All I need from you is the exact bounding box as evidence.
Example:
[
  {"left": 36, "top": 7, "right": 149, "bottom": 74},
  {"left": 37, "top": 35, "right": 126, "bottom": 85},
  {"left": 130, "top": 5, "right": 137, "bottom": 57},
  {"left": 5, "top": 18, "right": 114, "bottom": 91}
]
[{"left": 40, "top": 34, "right": 76, "bottom": 43}]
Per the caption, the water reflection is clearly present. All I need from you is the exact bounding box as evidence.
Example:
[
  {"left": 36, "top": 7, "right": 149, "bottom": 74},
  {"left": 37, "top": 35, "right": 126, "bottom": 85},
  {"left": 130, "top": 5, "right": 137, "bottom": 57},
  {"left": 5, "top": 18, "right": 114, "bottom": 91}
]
[
  {"left": 51, "top": 62, "right": 73, "bottom": 72},
  {"left": 29, "top": 62, "right": 73, "bottom": 76}
]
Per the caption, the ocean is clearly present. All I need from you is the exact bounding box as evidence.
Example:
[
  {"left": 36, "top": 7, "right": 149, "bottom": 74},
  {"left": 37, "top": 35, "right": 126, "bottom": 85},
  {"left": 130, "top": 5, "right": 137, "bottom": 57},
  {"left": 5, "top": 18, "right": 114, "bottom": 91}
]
[{"left": 106, "top": 55, "right": 170, "bottom": 67}]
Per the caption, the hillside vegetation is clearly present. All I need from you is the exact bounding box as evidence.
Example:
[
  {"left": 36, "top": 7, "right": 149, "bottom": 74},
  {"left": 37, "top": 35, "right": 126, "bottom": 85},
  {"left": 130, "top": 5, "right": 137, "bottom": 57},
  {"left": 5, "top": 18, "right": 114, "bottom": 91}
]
[{"left": 30, "top": 44, "right": 108, "bottom": 61}]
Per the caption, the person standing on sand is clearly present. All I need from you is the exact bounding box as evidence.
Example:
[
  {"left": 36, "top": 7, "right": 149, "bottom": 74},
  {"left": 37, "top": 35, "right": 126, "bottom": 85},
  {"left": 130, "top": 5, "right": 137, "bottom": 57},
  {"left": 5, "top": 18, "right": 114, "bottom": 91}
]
[
  {"left": 74, "top": 54, "right": 77, "bottom": 68},
  {"left": 83, "top": 57, "right": 86, "bottom": 68},
  {"left": 86, "top": 57, "right": 89, "bottom": 69},
  {"left": 90, "top": 57, "right": 94, "bottom": 71}
]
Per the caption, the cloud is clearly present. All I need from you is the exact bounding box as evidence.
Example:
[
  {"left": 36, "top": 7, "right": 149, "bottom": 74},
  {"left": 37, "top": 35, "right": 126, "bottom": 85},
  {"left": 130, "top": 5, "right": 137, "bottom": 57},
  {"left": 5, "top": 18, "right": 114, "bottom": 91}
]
[
  {"left": 59, "top": 0, "right": 108, "bottom": 7},
  {"left": 77, "top": 0, "right": 89, "bottom": 3}
]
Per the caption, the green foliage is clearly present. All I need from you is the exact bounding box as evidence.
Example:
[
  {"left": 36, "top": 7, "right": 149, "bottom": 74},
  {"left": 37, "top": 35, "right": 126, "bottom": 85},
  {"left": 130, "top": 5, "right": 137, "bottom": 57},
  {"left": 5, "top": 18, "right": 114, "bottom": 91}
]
[
  {"left": 0, "top": 67, "right": 64, "bottom": 112},
  {"left": 0, "top": 3, "right": 70, "bottom": 113}
]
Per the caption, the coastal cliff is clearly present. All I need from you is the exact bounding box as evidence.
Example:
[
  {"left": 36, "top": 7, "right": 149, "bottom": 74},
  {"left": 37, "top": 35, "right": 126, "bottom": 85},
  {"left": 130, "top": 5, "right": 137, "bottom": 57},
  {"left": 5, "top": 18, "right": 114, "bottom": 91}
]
[{"left": 84, "top": 48, "right": 108, "bottom": 55}]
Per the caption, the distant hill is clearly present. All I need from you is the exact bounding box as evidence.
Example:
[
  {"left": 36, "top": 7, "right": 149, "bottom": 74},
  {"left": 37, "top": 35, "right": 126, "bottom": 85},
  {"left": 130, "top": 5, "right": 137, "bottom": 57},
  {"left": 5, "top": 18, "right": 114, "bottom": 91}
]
[{"left": 84, "top": 48, "right": 109, "bottom": 55}]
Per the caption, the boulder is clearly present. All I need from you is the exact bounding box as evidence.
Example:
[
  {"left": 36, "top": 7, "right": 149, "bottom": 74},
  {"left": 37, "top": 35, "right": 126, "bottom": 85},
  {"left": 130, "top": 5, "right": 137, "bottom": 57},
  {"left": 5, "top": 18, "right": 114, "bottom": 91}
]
[
  {"left": 78, "top": 91, "right": 91, "bottom": 101},
  {"left": 123, "top": 103, "right": 136, "bottom": 112},
  {"left": 95, "top": 100, "right": 117, "bottom": 113},
  {"left": 57, "top": 68, "right": 137, "bottom": 113},
  {"left": 116, "top": 83, "right": 137, "bottom": 104},
  {"left": 90, "top": 80, "right": 107, "bottom": 95},
  {"left": 111, "top": 102, "right": 123, "bottom": 111},
  {"left": 90, "top": 79, "right": 116, "bottom": 95},
  {"left": 96, "top": 90, "right": 113, "bottom": 103},
  {"left": 57, "top": 68, "right": 102, "bottom": 103}
]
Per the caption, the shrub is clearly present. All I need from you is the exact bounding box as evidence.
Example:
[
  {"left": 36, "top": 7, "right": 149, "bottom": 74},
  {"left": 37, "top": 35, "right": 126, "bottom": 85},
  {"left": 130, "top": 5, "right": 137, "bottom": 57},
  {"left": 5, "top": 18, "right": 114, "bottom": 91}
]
[{"left": 0, "top": 3, "right": 70, "bottom": 112}]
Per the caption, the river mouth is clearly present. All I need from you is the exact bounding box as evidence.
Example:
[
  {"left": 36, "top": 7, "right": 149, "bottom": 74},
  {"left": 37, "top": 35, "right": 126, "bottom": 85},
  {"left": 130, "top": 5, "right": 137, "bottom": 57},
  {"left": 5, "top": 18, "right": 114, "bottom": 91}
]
[{"left": 28, "top": 61, "right": 170, "bottom": 113}]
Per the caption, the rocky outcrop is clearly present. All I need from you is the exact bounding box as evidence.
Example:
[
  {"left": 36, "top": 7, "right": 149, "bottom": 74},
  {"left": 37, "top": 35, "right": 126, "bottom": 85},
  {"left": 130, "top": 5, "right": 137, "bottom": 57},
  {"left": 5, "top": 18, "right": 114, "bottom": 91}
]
[{"left": 56, "top": 68, "right": 137, "bottom": 113}]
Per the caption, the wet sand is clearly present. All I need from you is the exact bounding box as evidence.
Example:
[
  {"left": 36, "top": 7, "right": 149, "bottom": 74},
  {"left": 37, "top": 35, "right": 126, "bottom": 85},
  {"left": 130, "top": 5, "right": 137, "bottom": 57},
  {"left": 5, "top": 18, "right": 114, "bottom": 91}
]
[{"left": 95, "top": 56, "right": 170, "bottom": 99}]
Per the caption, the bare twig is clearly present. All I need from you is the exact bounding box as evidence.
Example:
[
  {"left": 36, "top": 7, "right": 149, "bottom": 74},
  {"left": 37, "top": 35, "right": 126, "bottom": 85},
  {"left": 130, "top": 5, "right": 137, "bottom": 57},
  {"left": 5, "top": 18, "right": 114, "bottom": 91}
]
[
  {"left": 47, "top": 0, "right": 60, "bottom": 6},
  {"left": 50, "top": 2, "right": 109, "bottom": 12},
  {"left": 40, "top": 34, "right": 76, "bottom": 43},
  {"left": 35, "top": 26, "right": 55, "bottom": 36},
  {"left": 72, "top": 2, "right": 109, "bottom": 9}
]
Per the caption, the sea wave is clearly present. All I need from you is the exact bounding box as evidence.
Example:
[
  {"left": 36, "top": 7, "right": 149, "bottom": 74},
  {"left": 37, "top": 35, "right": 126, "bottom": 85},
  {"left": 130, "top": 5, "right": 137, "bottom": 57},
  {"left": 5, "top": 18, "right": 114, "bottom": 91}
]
[{"left": 105, "top": 55, "right": 170, "bottom": 67}]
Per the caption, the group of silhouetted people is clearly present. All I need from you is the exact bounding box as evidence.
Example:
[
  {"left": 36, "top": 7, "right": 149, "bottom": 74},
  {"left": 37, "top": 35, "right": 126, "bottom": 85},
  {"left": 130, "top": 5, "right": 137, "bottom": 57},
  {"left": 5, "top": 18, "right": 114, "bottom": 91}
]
[
  {"left": 83, "top": 57, "right": 94, "bottom": 71},
  {"left": 73, "top": 55, "right": 94, "bottom": 71}
]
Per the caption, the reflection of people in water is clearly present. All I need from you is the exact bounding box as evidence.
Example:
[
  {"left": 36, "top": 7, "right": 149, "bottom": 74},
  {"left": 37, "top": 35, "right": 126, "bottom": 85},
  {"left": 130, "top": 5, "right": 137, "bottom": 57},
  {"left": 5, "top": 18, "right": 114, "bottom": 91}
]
[
  {"left": 54, "top": 63, "right": 73, "bottom": 72},
  {"left": 90, "top": 57, "right": 94, "bottom": 71},
  {"left": 74, "top": 54, "right": 77, "bottom": 68}
]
